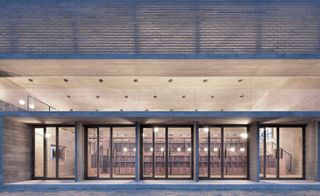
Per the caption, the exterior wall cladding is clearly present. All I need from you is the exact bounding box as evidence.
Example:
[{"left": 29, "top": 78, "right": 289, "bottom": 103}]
[{"left": 1, "top": 0, "right": 320, "bottom": 192}]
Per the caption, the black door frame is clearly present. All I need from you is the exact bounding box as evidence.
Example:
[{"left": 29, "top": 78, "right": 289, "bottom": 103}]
[
  {"left": 259, "top": 125, "right": 305, "bottom": 180},
  {"left": 32, "top": 125, "right": 75, "bottom": 180},
  {"left": 140, "top": 125, "right": 194, "bottom": 180},
  {"left": 198, "top": 125, "right": 249, "bottom": 180}
]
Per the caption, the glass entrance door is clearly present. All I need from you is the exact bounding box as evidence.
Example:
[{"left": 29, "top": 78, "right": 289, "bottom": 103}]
[
  {"left": 141, "top": 126, "right": 193, "bottom": 179},
  {"left": 199, "top": 126, "right": 248, "bottom": 179}
]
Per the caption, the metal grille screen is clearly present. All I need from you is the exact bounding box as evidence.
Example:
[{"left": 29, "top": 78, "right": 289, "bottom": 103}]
[{"left": 0, "top": 0, "right": 319, "bottom": 55}]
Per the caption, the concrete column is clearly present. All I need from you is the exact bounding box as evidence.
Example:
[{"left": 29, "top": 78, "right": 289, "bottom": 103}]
[
  {"left": 248, "top": 121, "right": 260, "bottom": 182},
  {"left": 75, "top": 121, "right": 85, "bottom": 182},
  {"left": 193, "top": 122, "right": 199, "bottom": 182},
  {"left": 0, "top": 116, "right": 3, "bottom": 190},
  {"left": 305, "top": 121, "right": 320, "bottom": 181},
  {"left": 135, "top": 122, "right": 140, "bottom": 182}
]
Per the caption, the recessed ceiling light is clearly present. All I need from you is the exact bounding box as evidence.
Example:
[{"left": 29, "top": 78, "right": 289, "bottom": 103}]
[
  {"left": 203, "top": 79, "right": 208, "bottom": 83},
  {"left": 95, "top": 109, "right": 99, "bottom": 111},
  {"left": 145, "top": 109, "right": 149, "bottom": 111},
  {"left": 18, "top": 99, "right": 25, "bottom": 105},
  {"left": 70, "top": 109, "right": 73, "bottom": 111},
  {"left": 124, "top": 95, "right": 128, "bottom": 99},
  {"left": 96, "top": 95, "right": 100, "bottom": 99},
  {"left": 168, "top": 79, "right": 173, "bottom": 83},
  {"left": 99, "top": 79, "right": 104, "bottom": 83},
  {"left": 170, "top": 109, "right": 173, "bottom": 112},
  {"left": 220, "top": 109, "right": 224, "bottom": 111},
  {"left": 240, "top": 95, "right": 244, "bottom": 98},
  {"left": 195, "top": 109, "right": 198, "bottom": 111},
  {"left": 134, "top": 79, "right": 138, "bottom": 83},
  {"left": 67, "top": 95, "right": 71, "bottom": 98},
  {"left": 29, "top": 104, "right": 35, "bottom": 109},
  {"left": 211, "top": 95, "right": 215, "bottom": 99},
  {"left": 28, "top": 78, "right": 33, "bottom": 82},
  {"left": 153, "top": 95, "right": 157, "bottom": 99},
  {"left": 120, "top": 109, "right": 123, "bottom": 111},
  {"left": 182, "top": 95, "right": 186, "bottom": 99},
  {"left": 238, "top": 79, "right": 243, "bottom": 83},
  {"left": 64, "top": 78, "right": 69, "bottom": 82}
]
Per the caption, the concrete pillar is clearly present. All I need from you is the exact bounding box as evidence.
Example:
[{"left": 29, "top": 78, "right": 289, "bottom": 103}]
[
  {"left": 135, "top": 122, "right": 140, "bottom": 182},
  {"left": 0, "top": 116, "right": 3, "bottom": 190},
  {"left": 75, "top": 122, "right": 85, "bottom": 182},
  {"left": 305, "top": 121, "right": 320, "bottom": 181},
  {"left": 193, "top": 122, "right": 199, "bottom": 182},
  {"left": 248, "top": 121, "right": 260, "bottom": 182}
]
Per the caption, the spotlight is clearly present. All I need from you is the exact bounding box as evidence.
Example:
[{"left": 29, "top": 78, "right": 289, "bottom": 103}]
[
  {"left": 177, "top": 147, "right": 181, "bottom": 152},
  {"left": 29, "top": 104, "right": 35, "bottom": 109},
  {"left": 123, "top": 147, "right": 128, "bottom": 152},
  {"left": 240, "top": 133, "right": 248, "bottom": 139},
  {"left": 18, "top": 99, "right": 25, "bottom": 105}
]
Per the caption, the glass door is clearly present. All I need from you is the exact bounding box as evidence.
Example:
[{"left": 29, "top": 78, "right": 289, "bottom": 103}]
[{"left": 141, "top": 126, "right": 193, "bottom": 179}]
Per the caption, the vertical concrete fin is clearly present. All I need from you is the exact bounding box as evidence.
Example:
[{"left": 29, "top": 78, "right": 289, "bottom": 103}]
[
  {"left": 75, "top": 122, "right": 84, "bottom": 182},
  {"left": 305, "top": 121, "right": 320, "bottom": 181},
  {"left": 135, "top": 122, "right": 140, "bottom": 182},
  {"left": 193, "top": 122, "right": 199, "bottom": 182},
  {"left": 249, "top": 121, "right": 260, "bottom": 182}
]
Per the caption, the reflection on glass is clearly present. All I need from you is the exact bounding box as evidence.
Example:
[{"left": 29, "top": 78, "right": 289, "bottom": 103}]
[
  {"left": 143, "top": 128, "right": 153, "bottom": 178},
  {"left": 210, "top": 128, "right": 222, "bottom": 178},
  {"left": 34, "top": 128, "right": 44, "bottom": 177},
  {"left": 265, "top": 127, "right": 277, "bottom": 178},
  {"left": 223, "top": 127, "right": 247, "bottom": 178},
  {"left": 58, "top": 127, "right": 75, "bottom": 178},
  {"left": 168, "top": 127, "right": 192, "bottom": 178},
  {"left": 87, "top": 128, "right": 98, "bottom": 177},
  {"left": 46, "top": 127, "right": 56, "bottom": 178},
  {"left": 199, "top": 128, "right": 208, "bottom": 177},
  {"left": 155, "top": 127, "right": 166, "bottom": 178},
  {"left": 112, "top": 127, "right": 136, "bottom": 178},
  {"left": 259, "top": 128, "right": 265, "bottom": 177},
  {"left": 99, "top": 128, "right": 111, "bottom": 178},
  {"left": 279, "top": 128, "right": 303, "bottom": 178}
]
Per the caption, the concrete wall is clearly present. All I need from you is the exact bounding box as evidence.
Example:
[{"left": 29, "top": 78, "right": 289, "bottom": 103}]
[
  {"left": 75, "top": 122, "right": 85, "bottom": 181},
  {"left": 305, "top": 121, "right": 320, "bottom": 181},
  {"left": 249, "top": 122, "right": 259, "bottom": 182},
  {"left": 3, "top": 119, "right": 32, "bottom": 183}
]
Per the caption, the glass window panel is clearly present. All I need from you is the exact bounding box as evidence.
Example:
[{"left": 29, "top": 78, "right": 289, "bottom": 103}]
[
  {"left": 223, "top": 127, "right": 247, "bottom": 178},
  {"left": 46, "top": 127, "right": 56, "bottom": 178},
  {"left": 279, "top": 127, "right": 303, "bottom": 178},
  {"left": 154, "top": 127, "right": 166, "bottom": 178},
  {"left": 259, "top": 128, "right": 265, "bottom": 178},
  {"left": 58, "top": 127, "right": 75, "bottom": 178},
  {"left": 87, "top": 128, "right": 98, "bottom": 177},
  {"left": 265, "top": 127, "right": 277, "bottom": 178},
  {"left": 199, "top": 127, "right": 209, "bottom": 177},
  {"left": 210, "top": 127, "right": 222, "bottom": 178},
  {"left": 34, "top": 128, "right": 44, "bottom": 177},
  {"left": 112, "top": 127, "right": 136, "bottom": 178},
  {"left": 168, "top": 127, "right": 192, "bottom": 178},
  {"left": 99, "top": 128, "right": 111, "bottom": 178},
  {"left": 142, "top": 128, "right": 153, "bottom": 178}
]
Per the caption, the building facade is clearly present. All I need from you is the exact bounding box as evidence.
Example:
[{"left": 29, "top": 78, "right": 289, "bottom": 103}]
[{"left": 1, "top": 0, "right": 320, "bottom": 191}]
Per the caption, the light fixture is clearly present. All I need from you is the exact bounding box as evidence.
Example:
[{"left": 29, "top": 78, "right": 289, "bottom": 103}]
[
  {"left": 203, "top": 127, "right": 209, "bottom": 133},
  {"left": 204, "top": 147, "right": 208, "bottom": 152},
  {"left": 134, "top": 148, "right": 136, "bottom": 152},
  {"left": 187, "top": 147, "right": 192, "bottom": 152},
  {"left": 29, "top": 103, "right": 35, "bottom": 109},
  {"left": 213, "top": 147, "right": 218, "bottom": 152},
  {"left": 177, "top": 147, "right": 181, "bottom": 152},
  {"left": 229, "top": 147, "right": 235, "bottom": 152},
  {"left": 194, "top": 109, "right": 198, "bottom": 111},
  {"left": 120, "top": 109, "right": 123, "bottom": 111},
  {"left": 160, "top": 147, "right": 164, "bottom": 152},
  {"left": 123, "top": 147, "right": 128, "bottom": 152},
  {"left": 154, "top": 127, "right": 159, "bottom": 133},
  {"left": 142, "top": 133, "right": 145, "bottom": 137},
  {"left": 240, "top": 147, "right": 245, "bottom": 152},
  {"left": 150, "top": 147, "right": 153, "bottom": 152},
  {"left": 45, "top": 133, "right": 51, "bottom": 138},
  {"left": 240, "top": 132, "right": 248, "bottom": 139},
  {"left": 18, "top": 99, "right": 25, "bottom": 105}
]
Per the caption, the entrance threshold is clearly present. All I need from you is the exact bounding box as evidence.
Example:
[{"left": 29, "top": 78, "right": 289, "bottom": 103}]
[{"left": 4, "top": 180, "right": 320, "bottom": 191}]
